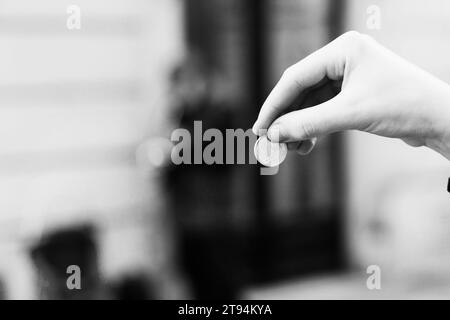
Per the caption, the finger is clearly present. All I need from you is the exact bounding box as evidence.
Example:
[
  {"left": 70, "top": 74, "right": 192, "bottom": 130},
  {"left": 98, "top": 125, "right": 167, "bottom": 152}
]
[
  {"left": 287, "top": 141, "right": 301, "bottom": 151},
  {"left": 267, "top": 93, "right": 354, "bottom": 142},
  {"left": 252, "top": 40, "right": 345, "bottom": 135},
  {"left": 287, "top": 139, "right": 315, "bottom": 152}
]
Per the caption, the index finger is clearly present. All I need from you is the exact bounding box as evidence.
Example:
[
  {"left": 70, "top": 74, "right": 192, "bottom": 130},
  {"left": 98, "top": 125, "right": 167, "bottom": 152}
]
[{"left": 252, "top": 41, "right": 342, "bottom": 135}]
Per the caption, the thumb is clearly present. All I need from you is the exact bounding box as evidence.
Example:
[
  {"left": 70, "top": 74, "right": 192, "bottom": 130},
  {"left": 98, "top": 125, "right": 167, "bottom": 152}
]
[{"left": 267, "top": 93, "right": 355, "bottom": 142}]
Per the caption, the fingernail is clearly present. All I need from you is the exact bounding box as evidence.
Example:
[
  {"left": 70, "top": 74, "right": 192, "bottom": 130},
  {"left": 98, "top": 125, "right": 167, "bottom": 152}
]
[
  {"left": 297, "top": 139, "right": 314, "bottom": 155},
  {"left": 287, "top": 142, "right": 301, "bottom": 151},
  {"left": 252, "top": 122, "right": 259, "bottom": 135}
]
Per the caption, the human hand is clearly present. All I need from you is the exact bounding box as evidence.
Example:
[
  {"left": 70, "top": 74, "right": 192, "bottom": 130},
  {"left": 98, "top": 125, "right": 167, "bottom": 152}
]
[{"left": 252, "top": 31, "right": 450, "bottom": 160}]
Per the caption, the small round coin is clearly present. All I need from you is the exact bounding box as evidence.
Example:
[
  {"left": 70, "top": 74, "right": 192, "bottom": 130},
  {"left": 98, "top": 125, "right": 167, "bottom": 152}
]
[{"left": 254, "top": 135, "right": 288, "bottom": 167}]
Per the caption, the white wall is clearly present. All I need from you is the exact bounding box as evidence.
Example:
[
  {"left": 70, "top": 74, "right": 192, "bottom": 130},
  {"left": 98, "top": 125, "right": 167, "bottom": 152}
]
[
  {"left": 345, "top": 0, "right": 450, "bottom": 272},
  {"left": 0, "top": 0, "right": 184, "bottom": 299}
]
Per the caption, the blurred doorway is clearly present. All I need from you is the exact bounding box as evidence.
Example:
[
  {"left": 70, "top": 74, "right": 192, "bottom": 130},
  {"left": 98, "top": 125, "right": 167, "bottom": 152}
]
[{"left": 168, "top": 0, "right": 347, "bottom": 298}]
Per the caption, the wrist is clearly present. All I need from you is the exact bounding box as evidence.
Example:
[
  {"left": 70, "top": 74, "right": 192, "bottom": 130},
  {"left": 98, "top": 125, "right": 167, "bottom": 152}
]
[
  {"left": 430, "top": 130, "right": 450, "bottom": 160},
  {"left": 434, "top": 129, "right": 450, "bottom": 160},
  {"left": 426, "top": 83, "right": 450, "bottom": 160}
]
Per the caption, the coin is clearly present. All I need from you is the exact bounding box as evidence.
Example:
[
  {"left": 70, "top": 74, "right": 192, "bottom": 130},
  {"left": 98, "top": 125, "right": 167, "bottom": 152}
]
[{"left": 254, "top": 135, "right": 288, "bottom": 167}]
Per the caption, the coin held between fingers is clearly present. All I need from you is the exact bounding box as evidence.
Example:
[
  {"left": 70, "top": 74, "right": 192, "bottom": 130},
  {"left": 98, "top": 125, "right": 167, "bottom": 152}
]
[{"left": 254, "top": 135, "right": 288, "bottom": 167}]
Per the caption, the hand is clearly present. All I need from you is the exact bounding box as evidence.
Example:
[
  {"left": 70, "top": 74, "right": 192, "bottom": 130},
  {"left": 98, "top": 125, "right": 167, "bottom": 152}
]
[{"left": 252, "top": 31, "right": 450, "bottom": 160}]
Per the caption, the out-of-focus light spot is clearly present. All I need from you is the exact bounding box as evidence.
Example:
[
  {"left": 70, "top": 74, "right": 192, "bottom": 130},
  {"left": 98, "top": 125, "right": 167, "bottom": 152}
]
[
  {"left": 136, "top": 137, "right": 172, "bottom": 172},
  {"left": 147, "top": 146, "right": 165, "bottom": 168}
]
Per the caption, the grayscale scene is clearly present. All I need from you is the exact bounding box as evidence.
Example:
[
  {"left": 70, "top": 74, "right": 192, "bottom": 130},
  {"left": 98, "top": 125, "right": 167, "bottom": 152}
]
[{"left": 0, "top": 0, "right": 448, "bottom": 300}]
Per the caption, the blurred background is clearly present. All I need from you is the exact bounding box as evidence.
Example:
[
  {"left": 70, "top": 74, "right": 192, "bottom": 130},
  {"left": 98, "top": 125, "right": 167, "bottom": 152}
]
[{"left": 0, "top": 0, "right": 448, "bottom": 299}]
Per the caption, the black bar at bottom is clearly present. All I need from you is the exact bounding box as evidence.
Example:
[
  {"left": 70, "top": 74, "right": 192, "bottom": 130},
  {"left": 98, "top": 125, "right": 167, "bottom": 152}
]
[{"left": 0, "top": 300, "right": 442, "bottom": 318}]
